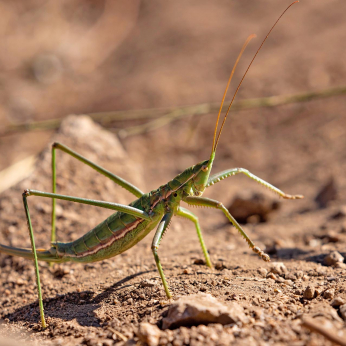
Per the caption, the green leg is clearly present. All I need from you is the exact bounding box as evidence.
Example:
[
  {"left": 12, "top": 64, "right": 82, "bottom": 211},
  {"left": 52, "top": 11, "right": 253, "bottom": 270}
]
[
  {"left": 152, "top": 213, "right": 173, "bottom": 298},
  {"left": 184, "top": 196, "right": 270, "bottom": 262},
  {"left": 177, "top": 206, "right": 212, "bottom": 268},
  {"left": 51, "top": 142, "right": 144, "bottom": 245},
  {"left": 51, "top": 145, "right": 56, "bottom": 244},
  {"left": 26, "top": 189, "right": 151, "bottom": 220},
  {"left": 22, "top": 188, "right": 150, "bottom": 328},
  {"left": 22, "top": 193, "right": 46, "bottom": 328},
  {"left": 207, "top": 168, "right": 303, "bottom": 199}
]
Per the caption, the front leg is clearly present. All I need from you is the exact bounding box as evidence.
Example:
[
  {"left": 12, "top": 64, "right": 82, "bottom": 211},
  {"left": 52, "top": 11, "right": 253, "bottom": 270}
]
[
  {"left": 152, "top": 213, "right": 173, "bottom": 298},
  {"left": 184, "top": 196, "right": 270, "bottom": 262},
  {"left": 207, "top": 168, "right": 303, "bottom": 200}
]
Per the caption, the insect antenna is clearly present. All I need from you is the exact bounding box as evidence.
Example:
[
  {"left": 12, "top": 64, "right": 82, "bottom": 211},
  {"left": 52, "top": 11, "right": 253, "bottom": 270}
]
[
  {"left": 213, "top": 1, "right": 299, "bottom": 153},
  {"left": 211, "top": 34, "right": 256, "bottom": 159}
]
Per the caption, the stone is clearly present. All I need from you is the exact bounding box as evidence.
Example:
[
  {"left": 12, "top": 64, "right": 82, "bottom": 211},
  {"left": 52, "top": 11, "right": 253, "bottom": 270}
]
[
  {"left": 137, "top": 323, "right": 161, "bottom": 346},
  {"left": 315, "top": 287, "right": 324, "bottom": 297},
  {"left": 257, "top": 267, "right": 268, "bottom": 278},
  {"left": 331, "top": 297, "right": 345, "bottom": 307},
  {"left": 140, "top": 279, "right": 157, "bottom": 288},
  {"left": 226, "top": 191, "right": 280, "bottom": 223},
  {"left": 266, "top": 272, "right": 277, "bottom": 280},
  {"left": 323, "top": 289, "right": 335, "bottom": 300},
  {"left": 303, "top": 286, "right": 315, "bottom": 300},
  {"left": 162, "top": 293, "right": 248, "bottom": 329},
  {"left": 323, "top": 251, "right": 344, "bottom": 266},
  {"left": 285, "top": 272, "right": 297, "bottom": 281},
  {"left": 270, "top": 262, "right": 288, "bottom": 276},
  {"left": 339, "top": 304, "right": 346, "bottom": 320}
]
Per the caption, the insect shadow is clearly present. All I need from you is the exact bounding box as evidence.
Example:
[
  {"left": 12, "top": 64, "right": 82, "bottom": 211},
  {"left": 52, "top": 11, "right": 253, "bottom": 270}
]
[
  {"left": 5, "top": 270, "right": 150, "bottom": 328},
  {"left": 271, "top": 247, "right": 311, "bottom": 260}
]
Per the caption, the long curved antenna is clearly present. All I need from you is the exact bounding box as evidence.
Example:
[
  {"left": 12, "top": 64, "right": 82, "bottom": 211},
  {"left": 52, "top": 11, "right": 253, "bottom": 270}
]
[
  {"left": 210, "top": 34, "right": 256, "bottom": 158},
  {"left": 214, "top": 1, "right": 299, "bottom": 152}
]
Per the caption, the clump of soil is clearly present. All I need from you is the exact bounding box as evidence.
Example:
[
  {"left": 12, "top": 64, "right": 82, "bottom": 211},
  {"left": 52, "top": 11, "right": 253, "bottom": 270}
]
[{"left": 1, "top": 115, "right": 346, "bottom": 346}]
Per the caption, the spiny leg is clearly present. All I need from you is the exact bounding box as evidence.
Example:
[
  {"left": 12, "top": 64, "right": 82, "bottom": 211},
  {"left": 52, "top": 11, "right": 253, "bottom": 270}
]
[
  {"left": 22, "top": 189, "right": 150, "bottom": 328},
  {"left": 152, "top": 213, "right": 173, "bottom": 299},
  {"left": 177, "top": 206, "right": 212, "bottom": 268},
  {"left": 184, "top": 196, "right": 270, "bottom": 262},
  {"left": 22, "top": 193, "right": 46, "bottom": 328},
  {"left": 51, "top": 142, "right": 144, "bottom": 243},
  {"left": 207, "top": 168, "right": 303, "bottom": 200}
]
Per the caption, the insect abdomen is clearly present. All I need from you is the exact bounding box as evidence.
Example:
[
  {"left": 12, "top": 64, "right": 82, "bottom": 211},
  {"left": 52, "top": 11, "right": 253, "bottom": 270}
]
[{"left": 54, "top": 194, "right": 161, "bottom": 262}]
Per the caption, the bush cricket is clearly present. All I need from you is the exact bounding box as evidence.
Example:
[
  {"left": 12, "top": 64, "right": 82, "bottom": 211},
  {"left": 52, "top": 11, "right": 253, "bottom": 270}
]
[{"left": 0, "top": 2, "right": 302, "bottom": 328}]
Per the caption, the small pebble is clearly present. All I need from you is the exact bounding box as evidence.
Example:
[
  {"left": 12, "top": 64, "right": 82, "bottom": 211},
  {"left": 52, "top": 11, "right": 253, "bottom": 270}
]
[
  {"left": 323, "top": 251, "right": 344, "bottom": 266},
  {"left": 183, "top": 268, "right": 192, "bottom": 275},
  {"left": 315, "top": 287, "right": 324, "bottom": 297},
  {"left": 257, "top": 268, "right": 268, "bottom": 277},
  {"left": 323, "top": 289, "right": 335, "bottom": 300},
  {"left": 285, "top": 273, "right": 296, "bottom": 281},
  {"left": 303, "top": 286, "right": 315, "bottom": 299},
  {"left": 331, "top": 297, "right": 345, "bottom": 307},
  {"left": 137, "top": 323, "right": 161, "bottom": 346},
  {"left": 283, "top": 280, "right": 293, "bottom": 286},
  {"left": 339, "top": 304, "right": 346, "bottom": 320},
  {"left": 266, "top": 272, "right": 277, "bottom": 280},
  {"left": 270, "top": 262, "right": 287, "bottom": 276},
  {"left": 140, "top": 279, "right": 157, "bottom": 288}
]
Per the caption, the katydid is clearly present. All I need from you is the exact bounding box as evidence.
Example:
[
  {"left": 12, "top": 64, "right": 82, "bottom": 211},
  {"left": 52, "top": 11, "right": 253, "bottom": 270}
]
[{"left": 0, "top": 2, "right": 302, "bottom": 329}]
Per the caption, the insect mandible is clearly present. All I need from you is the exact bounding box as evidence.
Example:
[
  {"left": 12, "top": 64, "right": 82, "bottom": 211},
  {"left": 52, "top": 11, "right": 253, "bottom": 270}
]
[{"left": 0, "top": 2, "right": 302, "bottom": 328}]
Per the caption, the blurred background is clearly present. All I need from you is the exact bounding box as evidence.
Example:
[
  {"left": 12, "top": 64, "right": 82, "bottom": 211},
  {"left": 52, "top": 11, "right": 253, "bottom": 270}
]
[{"left": 0, "top": 0, "right": 345, "bottom": 203}]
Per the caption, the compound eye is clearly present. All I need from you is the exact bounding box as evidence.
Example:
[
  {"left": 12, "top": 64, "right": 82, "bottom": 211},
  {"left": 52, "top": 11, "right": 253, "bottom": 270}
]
[
  {"left": 173, "top": 193, "right": 178, "bottom": 197},
  {"left": 202, "top": 165, "right": 208, "bottom": 172}
]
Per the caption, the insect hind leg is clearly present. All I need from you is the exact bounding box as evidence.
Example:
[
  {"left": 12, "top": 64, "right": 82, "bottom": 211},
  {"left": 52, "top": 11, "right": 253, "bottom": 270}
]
[
  {"left": 22, "top": 191, "right": 46, "bottom": 328},
  {"left": 51, "top": 142, "right": 145, "bottom": 245}
]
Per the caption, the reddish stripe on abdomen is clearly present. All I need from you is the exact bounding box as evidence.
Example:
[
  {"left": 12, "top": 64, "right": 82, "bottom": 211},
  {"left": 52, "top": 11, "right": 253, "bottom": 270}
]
[{"left": 58, "top": 218, "right": 147, "bottom": 259}]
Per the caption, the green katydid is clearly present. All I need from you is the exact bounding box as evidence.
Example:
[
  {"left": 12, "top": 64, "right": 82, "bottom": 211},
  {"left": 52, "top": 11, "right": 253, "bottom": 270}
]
[{"left": 0, "top": 2, "right": 302, "bottom": 329}]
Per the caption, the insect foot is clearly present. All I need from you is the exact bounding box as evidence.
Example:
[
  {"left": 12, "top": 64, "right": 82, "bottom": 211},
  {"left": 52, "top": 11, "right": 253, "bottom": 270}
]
[
  {"left": 282, "top": 194, "right": 304, "bottom": 200},
  {"left": 252, "top": 246, "right": 271, "bottom": 262}
]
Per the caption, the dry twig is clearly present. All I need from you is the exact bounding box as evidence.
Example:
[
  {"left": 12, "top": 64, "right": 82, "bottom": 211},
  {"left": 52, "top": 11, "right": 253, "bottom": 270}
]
[{"left": 1, "top": 86, "right": 345, "bottom": 138}]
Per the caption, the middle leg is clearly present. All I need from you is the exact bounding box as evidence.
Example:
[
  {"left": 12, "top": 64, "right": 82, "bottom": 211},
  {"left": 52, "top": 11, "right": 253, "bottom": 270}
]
[
  {"left": 152, "top": 213, "right": 173, "bottom": 298},
  {"left": 176, "top": 206, "right": 212, "bottom": 268}
]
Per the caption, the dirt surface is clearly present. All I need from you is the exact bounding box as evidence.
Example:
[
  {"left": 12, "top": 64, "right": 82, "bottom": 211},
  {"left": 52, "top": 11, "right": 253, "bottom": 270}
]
[
  {"left": 1, "top": 1, "right": 346, "bottom": 346},
  {"left": 1, "top": 113, "right": 346, "bottom": 346}
]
